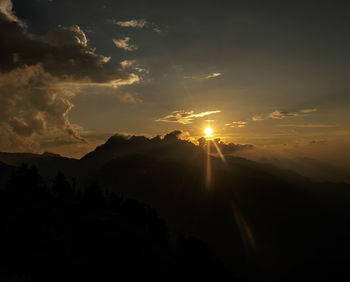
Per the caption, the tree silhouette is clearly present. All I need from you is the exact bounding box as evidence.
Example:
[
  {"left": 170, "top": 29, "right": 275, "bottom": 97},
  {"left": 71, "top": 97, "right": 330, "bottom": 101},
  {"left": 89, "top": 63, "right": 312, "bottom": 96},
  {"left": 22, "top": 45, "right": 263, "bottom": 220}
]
[
  {"left": 84, "top": 182, "right": 104, "bottom": 208},
  {"left": 6, "top": 163, "right": 45, "bottom": 199},
  {"left": 52, "top": 171, "right": 72, "bottom": 200}
]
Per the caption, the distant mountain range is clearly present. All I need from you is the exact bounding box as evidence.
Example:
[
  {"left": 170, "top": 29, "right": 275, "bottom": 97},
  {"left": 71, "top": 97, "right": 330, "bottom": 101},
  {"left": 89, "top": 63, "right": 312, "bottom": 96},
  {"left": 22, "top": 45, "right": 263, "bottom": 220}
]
[
  {"left": 1, "top": 132, "right": 350, "bottom": 281},
  {"left": 261, "top": 156, "right": 350, "bottom": 184}
]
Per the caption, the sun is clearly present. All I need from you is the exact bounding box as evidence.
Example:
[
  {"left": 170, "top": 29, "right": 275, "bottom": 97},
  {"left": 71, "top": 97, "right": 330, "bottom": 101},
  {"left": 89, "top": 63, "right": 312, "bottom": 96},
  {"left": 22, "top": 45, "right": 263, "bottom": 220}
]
[{"left": 205, "top": 127, "right": 213, "bottom": 137}]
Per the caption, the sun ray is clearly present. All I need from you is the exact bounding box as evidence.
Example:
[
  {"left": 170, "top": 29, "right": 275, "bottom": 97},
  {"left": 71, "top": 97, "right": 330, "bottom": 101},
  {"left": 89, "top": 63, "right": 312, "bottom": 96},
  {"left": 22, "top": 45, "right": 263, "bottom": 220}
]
[
  {"left": 212, "top": 138, "right": 227, "bottom": 165},
  {"left": 206, "top": 139, "right": 212, "bottom": 189}
]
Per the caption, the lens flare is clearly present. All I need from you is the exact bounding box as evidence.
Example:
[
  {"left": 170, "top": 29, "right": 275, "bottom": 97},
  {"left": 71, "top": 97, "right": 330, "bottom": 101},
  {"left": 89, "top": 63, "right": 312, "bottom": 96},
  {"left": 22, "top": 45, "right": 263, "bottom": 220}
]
[{"left": 206, "top": 139, "right": 211, "bottom": 189}]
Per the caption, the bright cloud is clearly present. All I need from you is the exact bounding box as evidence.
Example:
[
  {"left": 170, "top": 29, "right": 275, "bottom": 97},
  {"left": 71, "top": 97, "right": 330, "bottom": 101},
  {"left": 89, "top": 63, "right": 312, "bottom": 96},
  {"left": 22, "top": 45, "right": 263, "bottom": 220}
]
[
  {"left": 184, "top": 72, "right": 222, "bottom": 80},
  {"left": 112, "top": 37, "right": 138, "bottom": 51},
  {"left": 113, "top": 19, "right": 147, "bottom": 28},
  {"left": 226, "top": 121, "right": 247, "bottom": 128},
  {"left": 205, "top": 72, "right": 222, "bottom": 79},
  {"left": 156, "top": 110, "right": 221, "bottom": 124}
]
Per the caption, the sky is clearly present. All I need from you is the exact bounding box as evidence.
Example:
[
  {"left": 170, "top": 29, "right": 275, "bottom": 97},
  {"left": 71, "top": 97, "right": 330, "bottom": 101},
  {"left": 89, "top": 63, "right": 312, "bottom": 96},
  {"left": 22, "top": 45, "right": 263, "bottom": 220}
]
[{"left": 1, "top": 0, "right": 350, "bottom": 161}]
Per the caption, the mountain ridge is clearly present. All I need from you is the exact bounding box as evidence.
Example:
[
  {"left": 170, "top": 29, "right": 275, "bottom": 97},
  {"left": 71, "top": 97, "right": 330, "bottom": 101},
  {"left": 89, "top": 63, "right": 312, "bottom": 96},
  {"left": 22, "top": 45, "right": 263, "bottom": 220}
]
[{"left": 1, "top": 132, "right": 350, "bottom": 280}]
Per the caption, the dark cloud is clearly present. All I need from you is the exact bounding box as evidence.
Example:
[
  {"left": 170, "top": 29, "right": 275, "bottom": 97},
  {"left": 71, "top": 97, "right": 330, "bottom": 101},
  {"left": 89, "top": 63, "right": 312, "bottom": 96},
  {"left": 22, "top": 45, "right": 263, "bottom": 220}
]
[
  {"left": 0, "top": 14, "right": 133, "bottom": 83},
  {"left": 252, "top": 109, "right": 317, "bottom": 121},
  {"left": 0, "top": 0, "right": 139, "bottom": 151},
  {"left": 269, "top": 109, "right": 317, "bottom": 120},
  {"left": 0, "top": 64, "right": 85, "bottom": 148},
  {"left": 215, "top": 139, "right": 254, "bottom": 154},
  {"left": 45, "top": 25, "right": 88, "bottom": 47}
]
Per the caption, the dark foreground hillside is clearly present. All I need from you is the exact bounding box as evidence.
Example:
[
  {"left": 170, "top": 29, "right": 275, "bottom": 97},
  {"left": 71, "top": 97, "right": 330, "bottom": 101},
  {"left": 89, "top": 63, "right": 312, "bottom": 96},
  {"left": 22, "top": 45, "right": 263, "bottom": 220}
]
[
  {"left": 0, "top": 165, "right": 233, "bottom": 282},
  {"left": 1, "top": 132, "right": 350, "bottom": 281}
]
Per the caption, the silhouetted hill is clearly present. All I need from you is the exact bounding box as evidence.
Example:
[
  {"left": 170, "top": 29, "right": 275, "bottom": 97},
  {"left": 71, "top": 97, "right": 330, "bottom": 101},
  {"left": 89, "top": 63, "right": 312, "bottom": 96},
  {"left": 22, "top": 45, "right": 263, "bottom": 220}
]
[
  {"left": 78, "top": 133, "right": 350, "bottom": 281},
  {"left": 262, "top": 156, "right": 350, "bottom": 184},
  {"left": 80, "top": 132, "right": 202, "bottom": 175},
  {"left": 0, "top": 152, "right": 79, "bottom": 181},
  {"left": 1, "top": 132, "right": 350, "bottom": 281},
  {"left": 0, "top": 165, "right": 233, "bottom": 282}
]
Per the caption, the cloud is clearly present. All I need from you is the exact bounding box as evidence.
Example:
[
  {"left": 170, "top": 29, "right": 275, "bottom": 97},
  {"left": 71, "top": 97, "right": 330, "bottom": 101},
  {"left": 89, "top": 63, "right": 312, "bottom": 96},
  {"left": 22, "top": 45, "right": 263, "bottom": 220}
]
[
  {"left": 0, "top": 64, "right": 86, "bottom": 151},
  {"left": 184, "top": 72, "right": 222, "bottom": 80},
  {"left": 120, "top": 93, "right": 142, "bottom": 104},
  {"left": 226, "top": 121, "right": 247, "bottom": 128},
  {"left": 252, "top": 108, "right": 317, "bottom": 121},
  {"left": 113, "top": 19, "right": 147, "bottom": 28},
  {"left": 44, "top": 25, "right": 88, "bottom": 47},
  {"left": 153, "top": 26, "right": 162, "bottom": 33},
  {"left": 0, "top": 1, "right": 140, "bottom": 151},
  {"left": 120, "top": 59, "right": 147, "bottom": 73},
  {"left": 269, "top": 110, "right": 299, "bottom": 119},
  {"left": 156, "top": 110, "right": 221, "bottom": 124},
  {"left": 251, "top": 115, "right": 265, "bottom": 121},
  {"left": 198, "top": 137, "right": 254, "bottom": 154},
  {"left": 0, "top": 10, "right": 135, "bottom": 83},
  {"left": 112, "top": 37, "right": 138, "bottom": 51},
  {"left": 120, "top": 60, "right": 136, "bottom": 69},
  {"left": 269, "top": 109, "right": 317, "bottom": 119},
  {"left": 299, "top": 108, "right": 317, "bottom": 113},
  {"left": 80, "top": 72, "right": 140, "bottom": 88},
  {"left": 112, "top": 19, "right": 161, "bottom": 33},
  {"left": 160, "top": 130, "right": 197, "bottom": 144},
  {"left": 205, "top": 72, "right": 222, "bottom": 79},
  {"left": 0, "top": 0, "right": 24, "bottom": 26},
  {"left": 216, "top": 141, "right": 254, "bottom": 154}
]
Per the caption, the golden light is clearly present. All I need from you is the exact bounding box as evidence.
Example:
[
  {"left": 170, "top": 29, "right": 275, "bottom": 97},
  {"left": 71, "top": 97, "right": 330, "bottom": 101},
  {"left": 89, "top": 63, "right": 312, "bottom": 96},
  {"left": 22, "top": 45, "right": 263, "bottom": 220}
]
[{"left": 205, "top": 127, "right": 213, "bottom": 137}]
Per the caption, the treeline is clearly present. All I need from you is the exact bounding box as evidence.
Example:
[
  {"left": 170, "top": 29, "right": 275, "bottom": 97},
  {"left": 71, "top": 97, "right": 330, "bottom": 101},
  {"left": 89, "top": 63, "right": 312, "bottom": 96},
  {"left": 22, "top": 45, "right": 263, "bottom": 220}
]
[{"left": 0, "top": 164, "right": 234, "bottom": 282}]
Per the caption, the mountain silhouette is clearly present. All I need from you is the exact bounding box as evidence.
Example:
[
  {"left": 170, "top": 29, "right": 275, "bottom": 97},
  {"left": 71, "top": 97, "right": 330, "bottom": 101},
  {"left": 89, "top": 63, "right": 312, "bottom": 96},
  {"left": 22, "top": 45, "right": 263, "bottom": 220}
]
[
  {"left": 1, "top": 131, "right": 350, "bottom": 281},
  {"left": 262, "top": 156, "right": 350, "bottom": 184},
  {"left": 0, "top": 152, "right": 78, "bottom": 181}
]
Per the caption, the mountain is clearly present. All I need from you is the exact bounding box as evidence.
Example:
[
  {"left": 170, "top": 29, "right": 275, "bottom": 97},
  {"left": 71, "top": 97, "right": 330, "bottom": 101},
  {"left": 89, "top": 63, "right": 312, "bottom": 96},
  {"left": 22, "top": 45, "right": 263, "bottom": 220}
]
[
  {"left": 1, "top": 132, "right": 350, "bottom": 281},
  {"left": 262, "top": 156, "right": 350, "bottom": 184},
  {"left": 0, "top": 152, "right": 79, "bottom": 182},
  {"left": 79, "top": 133, "right": 350, "bottom": 281},
  {"left": 80, "top": 132, "right": 202, "bottom": 173},
  {"left": 0, "top": 164, "right": 233, "bottom": 282}
]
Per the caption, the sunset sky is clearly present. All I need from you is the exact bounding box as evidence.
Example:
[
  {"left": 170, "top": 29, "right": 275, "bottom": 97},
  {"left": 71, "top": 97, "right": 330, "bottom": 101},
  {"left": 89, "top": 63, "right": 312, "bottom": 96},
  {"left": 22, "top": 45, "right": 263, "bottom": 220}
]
[{"left": 1, "top": 0, "right": 350, "bottom": 159}]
